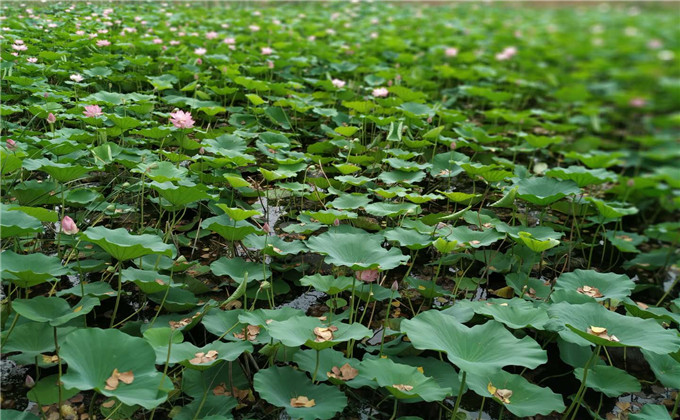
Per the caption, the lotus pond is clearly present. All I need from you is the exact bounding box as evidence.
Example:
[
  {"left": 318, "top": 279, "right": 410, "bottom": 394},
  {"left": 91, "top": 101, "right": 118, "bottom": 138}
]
[{"left": 1, "top": 1, "right": 679, "bottom": 420}]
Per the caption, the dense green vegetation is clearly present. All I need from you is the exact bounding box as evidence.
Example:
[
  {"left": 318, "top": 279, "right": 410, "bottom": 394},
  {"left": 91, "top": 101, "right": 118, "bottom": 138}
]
[{"left": 1, "top": 1, "right": 679, "bottom": 419}]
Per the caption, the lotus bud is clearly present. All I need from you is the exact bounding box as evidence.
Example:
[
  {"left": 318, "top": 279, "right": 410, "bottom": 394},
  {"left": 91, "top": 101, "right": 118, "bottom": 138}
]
[
  {"left": 259, "top": 281, "right": 271, "bottom": 290},
  {"left": 450, "top": 141, "right": 457, "bottom": 150},
  {"left": 44, "top": 92, "right": 49, "bottom": 98},
  {"left": 6, "top": 139, "right": 17, "bottom": 150},
  {"left": 196, "top": 58, "right": 202, "bottom": 65},
  {"left": 627, "top": 179, "right": 635, "bottom": 187},
  {"left": 47, "top": 112, "right": 56, "bottom": 124},
  {"left": 391, "top": 281, "right": 399, "bottom": 291},
  {"left": 262, "top": 223, "right": 271, "bottom": 233},
  {"left": 427, "top": 116, "right": 433, "bottom": 124},
  {"left": 333, "top": 218, "right": 340, "bottom": 226},
  {"left": 355, "top": 269, "right": 379, "bottom": 283},
  {"left": 61, "top": 216, "right": 79, "bottom": 235},
  {"left": 198, "top": 147, "right": 205, "bottom": 155},
  {"left": 25, "top": 375, "right": 35, "bottom": 388}
]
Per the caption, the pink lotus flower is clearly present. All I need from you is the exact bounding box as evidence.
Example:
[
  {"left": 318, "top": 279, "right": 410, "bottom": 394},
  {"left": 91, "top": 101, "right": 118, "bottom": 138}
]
[
  {"left": 6, "top": 139, "right": 16, "bottom": 150},
  {"left": 261, "top": 47, "right": 273, "bottom": 55},
  {"left": 83, "top": 104, "right": 103, "bottom": 118},
  {"left": 495, "top": 46, "right": 517, "bottom": 61},
  {"left": 194, "top": 47, "right": 207, "bottom": 56},
  {"left": 223, "top": 37, "right": 235, "bottom": 45},
  {"left": 332, "top": 79, "right": 346, "bottom": 88},
  {"left": 249, "top": 25, "right": 260, "bottom": 32},
  {"left": 70, "top": 74, "right": 83, "bottom": 82},
  {"left": 169, "top": 110, "right": 195, "bottom": 129},
  {"left": 96, "top": 39, "right": 111, "bottom": 47},
  {"left": 629, "top": 97, "right": 646, "bottom": 108},
  {"left": 46, "top": 113, "right": 56, "bottom": 124},
  {"left": 445, "top": 47, "right": 458, "bottom": 57},
  {"left": 372, "top": 87, "right": 389, "bottom": 98},
  {"left": 26, "top": 57, "right": 37, "bottom": 63},
  {"left": 205, "top": 31, "right": 218, "bottom": 40},
  {"left": 648, "top": 39, "right": 662, "bottom": 49},
  {"left": 169, "top": 40, "right": 180, "bottom": 46},
  {"left": 196, "top": 58, "right": 203, "bottom": 65},
  {"left": 153, "top": 38, "right": 163, "bottom": 44},
  {"left": 267, "top": 60, "right": 274, "bottom": 69},
  {"left": 12, "top": 43, "right": 28, "bottom": 51},
  {"left": 355, "top": 269, "right": 380, "bottom": 283},
  {"left": 61, "top": 216, "right": 79, "bottom": 235}
]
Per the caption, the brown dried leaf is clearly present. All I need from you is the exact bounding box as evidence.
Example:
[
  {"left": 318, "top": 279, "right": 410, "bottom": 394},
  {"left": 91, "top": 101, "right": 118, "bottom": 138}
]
[
  {"left": 101, "top": 400, "right": 116, "bottom": 408},
  {"left": 327, "top": 363, "right": 358, "bottom": 381},
  {"left": 290, "top": 396, "right": 316, "bottom": 408},
  {"left": 392, "top": 384, "right": 414, "bottom": 392},
  {"left": 487, "top": 382, "right": 513, "bottom": 404},
  {"left": 313, "top": 326, "right": 337, "bottom": 342},
  {"left": 587, "top": 326, "right": 620, "bottom": 342},
  {"left": 577, "top": 285, "right": 604, "bottom": 298}
]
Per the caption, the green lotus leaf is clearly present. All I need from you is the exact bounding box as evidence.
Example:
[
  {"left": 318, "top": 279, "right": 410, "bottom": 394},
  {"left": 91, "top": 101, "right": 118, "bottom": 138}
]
[
  {"left": 215, "top": 204, "right": 262, "bottom": 221},
  {"left": 293, "top": 348, "right": 375, "bottom": 389},
  {"left": 242, "top": 234, "right": 307, "bottom": 256},
  {"left": 254, "top": 366, "right": 347, "bottom": 420},
  {"left": 12, "top": 296, "right": 99, "bottom": 327},
  {"left": 563, "top": 150, "right": 625, "bottom": 169},
  {"left": 573, "top": 364, "right": 640, "bottom": 397},
  {"left": 2, "top": 409, "right": 40, "bottom": 420},
  {"left": 444, "top": 226, "right": 504, "bottom": 248},
  {"left": 0, "top": 411, "right": 40, "bottom": 420},
  {"left": 149, "top": 181, "right": 214, "bottom": 207},
  {"left": 1, "top": 209, "right": 43, "bottom": 238},
  {"left": 306, "top": 227, "right": 409, "bottom": 270},
  {"left": 202, "top": 309, "right": 273, "bottom": 344},
  {"left": 137, "top": 161, "right": 187, "bottom": 182},
  {"left": 148, "top": 287, "right": 198, "bottom": 312},
  {"left": 393, "top": 356, "right": 463, "bottom": 396},
  {"left": 517, "top": 177, "right": 580, "bottom": 206},
  {"left": 299, "top": 274, "right": 354, "bottom": 294},
  {"left": 27, "top": 374, "right": 80, "bottom": 405},
  {"left": 121, "top": 268, "right": 176, "bottom": 294},
  {"left": 329, "top": 193, "right": 371, "bottom": 210},
  {"left": 1, "top": 321, "right": 69, "bottom": 354},
  {"left": 210, "top": 256, "right": 271, "bottom": 282},
  {"left": 552, "top": 269, "right": 635, "bottom": 302},
  {"left": 302, "top": 209, "right": 358, "bottom": 224},
  {"left": 430, "top": 151, "right": 467, "bottom": 178},
  {"left": 604, "top": 231, "right": 646, "bottom": 253},
  {"left": 383, "top": 227, "right": 432, "bottom": 250},
  {"left": 177, "top": 339, "right": 253, "bottom": 371},
  {"left": 358, "top": 358, "right": 450, "bottom": 401},
  {"left": 545, "top": 166, "right": 617, "bottom": 187},
  {"left": 81, "top": 226, "right": 175, "bottom": 261},
  {"left": 1, "top": 250, "right": 70, "bottom": 288},
  {"left": 641, "top": 350, "right": 680, "bottom": 389},
  {"left": 624, "top": 301, "right": 680, "bottom": 327},
  {"left": 629, "top": 404, "right": 673, "bottom": 420},
  {"left": 56, "top": 282, "right": 117, "bottom": 299},
  {"left": 586, "top": 197, "right": 638, "bottom": 219},
  {"left": 268, "top": 316, "right": 371, "bottom": 350},
  {"left": 378, "top": 170, "right": 426, "bottom": 185},
  {"left": 547, "top": 302, "right": 680, "bottom": 353},
  {"left": 439, "top": 191, "right": 483, "bottom": 205},
  {"left": 23, "top": 158, "right": 92, "bottom": 182},
  {"left": 474, "top": 299, "right": 550, "bottom": 330},
  {"left": 60, "top": 328, "right": 172, "bottom": 409},
  {"left": 364, "top": 202, "right": 421, "bottom": 217},
  {"left": 203, "top": 214, "right": 263, "bottom": 241},
  {"left": 466, "top": 370, "right": 565, "bottom": 417},
  {"left": 237, "top": 307, "right": 305, "bottom": 328},
  {"left": 401, "top": 311, "right": 547, "bottom": 374},
  {"left": 516, "top": 231, "right": 560, "bottom": 252},
  {"left": 173, "top": 395, "right": 237, "bottom": 420}
]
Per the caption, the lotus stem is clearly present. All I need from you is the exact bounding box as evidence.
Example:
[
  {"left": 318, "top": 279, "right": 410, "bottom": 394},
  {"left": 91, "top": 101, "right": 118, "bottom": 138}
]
[
  {"left": 54, "top": 326, "right": 63, "bottom": 420},
  {"left": 562, "top": 345, "right": 601, "bottom": 420},
  {"left": 312, "top": 349, "right": 320, "bottom": 383},
  {"left": 451, "top": 370, "right": 466, "bottom": 420},
  {"left": 109, "top": 262, "right": 123, "bottom": 328},
  {"left": 389, "top": 397, "right": 398, "bottom": 420},
  {"left": 671, "top": 390, "right": 679, "bottom": 419},
  {"left": 150, "top": 330, "right": 175, "bottom": 420},
  {"left": 379, "top": 288, "right": 397, "bottom": 356}
]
